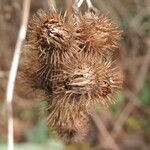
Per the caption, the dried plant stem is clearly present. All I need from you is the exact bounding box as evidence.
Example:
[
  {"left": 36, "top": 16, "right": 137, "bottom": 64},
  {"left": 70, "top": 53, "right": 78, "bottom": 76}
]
[
  {"left": 72, "top": 0, "right": 80, "bottom": 15},
  {"left": 48, "top": 0, "right": 56, "bottom": 11},
  {"left": 65, "top": 0, "right": 73, "bottom": 16},
  {"left": 92, "top": 113, "right": 120, "bottom": 150},
  {"left": 112, "top": 100, "right": 135, "bottom": 134},
  {"left": 67, "top": 0, "right": 83, "bottom": 15},
  {"left": 78, "top": 0, "right": 84, "bottom": 7},
  {"left": 72, "top": 0, "right": 84, "bottom": 20},
  {"left": 5, "top": 0, "right": 31, "bottom": 150},
  {"left": 73, "top": 0, "right": 98, "bottom": 12},
  {"left": 86, "top": 0, "right": 98, "bottom": 12}
]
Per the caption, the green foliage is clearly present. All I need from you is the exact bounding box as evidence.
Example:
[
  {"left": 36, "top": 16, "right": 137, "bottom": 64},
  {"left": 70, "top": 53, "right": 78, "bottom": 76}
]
[
  {"left": 0, "top": 134, "right": 7, "bottom": 144},
  {"left": 126, "top": 117, "right": 141, "bottom": 130},
  {"left": 0, "top": 141, "right": 64, "bottom": 150},
  {"left": 140, "top": 15, "right": 150, "bottom": 34},
  {"left": 118, "top": 19, "right": 130, "bottom": 33},
  {"left": 20, "top": 109, "right": 34, "bottom": 121},
  {"left": 139, "top": 80, "right": 150, "bottom": 106},
  {"left": 94, "top": 93, "right": 124, "bottom": 114},
  {"left": 109, "top": 93, "right": 124, "bottom": 116},
  {"left": 25, "top": 121, "right": 48, "bottom": 143},
  {"left": 141, "top": 116, "right": 150, "bottom": 134},
  {"left": 126, "top": 115, "right": 150, "bottom": 135},
  {"left": 0, "top": 103, "right": 6, "bottom": 119}
]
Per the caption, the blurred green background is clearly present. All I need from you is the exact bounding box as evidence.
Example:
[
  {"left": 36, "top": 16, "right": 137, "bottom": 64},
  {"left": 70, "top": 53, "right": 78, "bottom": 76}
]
[{"left": 0, "top": 0, "right": 150, "bottom": 149}]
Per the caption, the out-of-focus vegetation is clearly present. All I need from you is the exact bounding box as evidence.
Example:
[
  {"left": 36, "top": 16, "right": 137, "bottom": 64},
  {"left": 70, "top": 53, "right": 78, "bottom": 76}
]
[{"left": 0, "top": 0, "right": 150, "bottom": 149}]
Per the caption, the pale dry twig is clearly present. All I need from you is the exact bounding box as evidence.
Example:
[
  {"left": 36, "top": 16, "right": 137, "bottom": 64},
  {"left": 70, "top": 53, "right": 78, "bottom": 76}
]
[
  {"left": 5, "top": 0, "right": 31, "bottom": 150},
  {"left": 92, "top": 112, "right": 120, "bottom": 150}
]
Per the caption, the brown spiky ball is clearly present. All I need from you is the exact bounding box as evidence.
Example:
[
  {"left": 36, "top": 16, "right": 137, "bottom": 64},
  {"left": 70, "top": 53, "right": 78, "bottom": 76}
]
[
  {"left": 46, "top": 92, "right": 90, "bottom": 143},
  {"left": 21, "top": 9, "right": 123, "bottom": 144},
  {"left": 52, "top": 54, "right": 123, "bottom": 108},
  {"left": 73, "top": 12, "right": 122, "bottom": 58},
  {"left": 27, "top": 9, "right": 78, "bottom": 65},
  {"left": 22, "top": 9, "right": 78, "bottom": 91}
]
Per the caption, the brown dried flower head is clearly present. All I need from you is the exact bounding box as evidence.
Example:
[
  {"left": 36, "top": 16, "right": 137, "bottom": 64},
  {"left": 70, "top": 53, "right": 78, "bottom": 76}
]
[
  {"left": 21, "top": 9, "right": 123, "bottom": 144},
  {"left": 22, "top": 9, "right": 79, "bottom": 91},
  {"left": 74, "top": 12, "right": 122, "bottom": 58},
  {"left": 53, "top": 54, "right": 123, "bottom": 108},
  {"left": 46, "top": 92, "right": 90, "bottom": 144},
  {"left": 27, "top": 9, "right": 77, "bottom": 65}
]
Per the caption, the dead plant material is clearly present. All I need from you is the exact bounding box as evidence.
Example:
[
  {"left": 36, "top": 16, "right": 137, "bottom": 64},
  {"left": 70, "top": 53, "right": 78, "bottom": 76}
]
[{"left": 21, "top": 9, "right": 123, "bottom": 143}]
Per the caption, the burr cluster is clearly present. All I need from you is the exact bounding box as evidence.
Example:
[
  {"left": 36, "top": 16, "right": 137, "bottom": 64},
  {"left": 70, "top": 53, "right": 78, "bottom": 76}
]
[{"left": 21, "top": 9, "right": 123, "bottom": 143}]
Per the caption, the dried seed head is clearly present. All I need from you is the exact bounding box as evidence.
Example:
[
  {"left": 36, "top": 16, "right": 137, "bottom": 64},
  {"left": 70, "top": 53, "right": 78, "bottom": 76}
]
[
  {"left": 75, "top": 12, "right": 122, "bottom": 58},
  {"left": 21, "top": 9, "right": 79, "bottom": 91},
  {"left": 20, "top": 9, "right": 123, "bottom": 144},
  {"left": 46, "top": 93, "right": 90, "bottom": 144},
  {"left": 53, "top": 54, "right": 123, "bottom": 108},
  {"left": 27, "top": 9, "right": 77, "bottom": 65},
  {"left": 57, "top": 120, "right": 89, "bottom": 144}
]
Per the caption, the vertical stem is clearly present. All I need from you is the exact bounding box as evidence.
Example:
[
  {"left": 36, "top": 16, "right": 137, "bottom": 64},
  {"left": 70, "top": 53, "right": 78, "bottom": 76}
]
[
  {"left": 72, "top": 0, "right": 80, "bottom": 15},
  {"left": 48, "top": 0, "right": 56, "bottom": 12},
  {"left": 65, "top": 0, "right": 73, "bottom": 16},
  {"left": 5, "top": 0, "right": 31, "bottom": 150},
  {"left": 86, "top": 0, "right": 98, "bottom": 12},
  {"left": 72, "top": 0, "right": 85, "bottom": 20}
]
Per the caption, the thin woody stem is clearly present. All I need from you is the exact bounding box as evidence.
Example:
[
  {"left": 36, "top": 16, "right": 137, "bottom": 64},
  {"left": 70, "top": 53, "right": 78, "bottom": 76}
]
[
  {"left": 86, "top": 0, "right": 98, "bottom": 12},
  {"left": 72, "top": 0, "right": 80, "bottom": 15},
  {"left": 5, "top": 0, "right": 31, "bottom": 150}
]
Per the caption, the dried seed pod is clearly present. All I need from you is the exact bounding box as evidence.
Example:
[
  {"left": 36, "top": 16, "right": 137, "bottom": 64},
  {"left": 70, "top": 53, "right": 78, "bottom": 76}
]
[
  {"left": 74, "top": 12, "right": 122, "bottom": 58},
  {"left": 27, "top": 9, "right": 77, "bottom": 65},
  {"left": 53, "top": 54, "right": 123, "bottom": 108},
  {"left": 46, "top": 93, "right": 90, "bottom": 144},
  {"left": 21, "top": 9, "right": 78, "bottom": 91}
]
